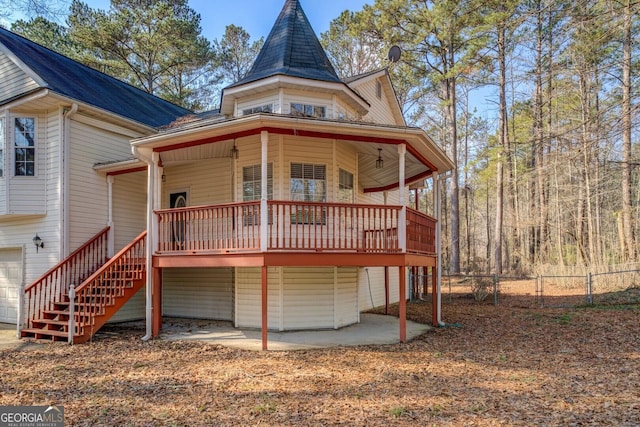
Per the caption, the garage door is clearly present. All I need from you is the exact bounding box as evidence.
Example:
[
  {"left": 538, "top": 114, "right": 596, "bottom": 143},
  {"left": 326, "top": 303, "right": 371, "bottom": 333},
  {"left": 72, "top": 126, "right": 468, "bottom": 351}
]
[{"left": 0, "top": 248, "right": 22, "bottom": 324}]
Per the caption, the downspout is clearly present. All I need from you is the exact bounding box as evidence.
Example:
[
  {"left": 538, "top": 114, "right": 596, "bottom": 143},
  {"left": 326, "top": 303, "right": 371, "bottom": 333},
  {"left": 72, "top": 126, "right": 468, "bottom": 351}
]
[
  {"left": 61, "top": 103, "right": 78, "bottom": 259},
  {"left": 132, "top": 145, "right": 155, "bottom": 341}
]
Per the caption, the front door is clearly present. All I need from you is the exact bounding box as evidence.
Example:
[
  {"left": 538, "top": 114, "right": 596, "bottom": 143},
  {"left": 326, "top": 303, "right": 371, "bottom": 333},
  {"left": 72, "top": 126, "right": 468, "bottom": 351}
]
[{"left": 169, "top": 191, "right": 188, "bottom": 249}]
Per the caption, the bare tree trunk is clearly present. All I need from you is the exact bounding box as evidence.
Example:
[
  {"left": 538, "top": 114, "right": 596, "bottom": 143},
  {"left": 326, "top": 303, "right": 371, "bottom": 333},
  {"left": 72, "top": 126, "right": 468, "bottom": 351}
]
[
  {"left": 621, "top": 0, "right": 636, "bottom": 261},
  {"left": 447, "top": 48, "right": 461, "bottom": 274},
  {"left": 494, "top": 22, "right": 508, "bottom": 275}
]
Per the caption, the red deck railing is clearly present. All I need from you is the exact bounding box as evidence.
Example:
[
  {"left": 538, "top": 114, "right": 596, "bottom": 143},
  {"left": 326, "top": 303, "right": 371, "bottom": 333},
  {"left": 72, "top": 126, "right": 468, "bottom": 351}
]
[
  {"left": 22, "top": 226, "right": 110, "bottom": 330},
  {"left": 156, "top": 201, "right": 436, "bottom": 256},
  {"left": 406, "top": 209, "right": 437, "bottom": 254}
]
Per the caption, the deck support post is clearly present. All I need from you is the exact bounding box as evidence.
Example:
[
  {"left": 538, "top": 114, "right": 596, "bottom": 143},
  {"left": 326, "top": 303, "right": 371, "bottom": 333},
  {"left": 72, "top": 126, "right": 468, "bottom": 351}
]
[
  {"left": 152, "top": 267, "right": 162, "bottom": 338},
  {"left": 399, "top": 266, "right": 406, "bottom": 343},
  {"left": 261, "top": 265, "right": 268, "bottom": 350},
  {"left": 433, "top": 172, "right": 443, "bottom": 326},
  {"left": 384, "top": 266, "right": 390, "bottom": 315}
]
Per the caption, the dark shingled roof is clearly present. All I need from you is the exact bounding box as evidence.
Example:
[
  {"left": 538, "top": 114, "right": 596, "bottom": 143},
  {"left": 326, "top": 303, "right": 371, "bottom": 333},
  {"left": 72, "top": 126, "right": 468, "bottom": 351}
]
[
  {"left": 0, "top": 27, "right": 191, "bottom": 128},
  {"left": 228, "top": 0, "right": 341, "bottom": 88}
]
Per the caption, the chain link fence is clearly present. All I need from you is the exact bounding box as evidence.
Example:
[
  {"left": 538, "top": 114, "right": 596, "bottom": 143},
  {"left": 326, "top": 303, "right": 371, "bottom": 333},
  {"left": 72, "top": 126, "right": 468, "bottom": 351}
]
[{"left": 411, "top": 263, "right": 640, "bottom": 308}]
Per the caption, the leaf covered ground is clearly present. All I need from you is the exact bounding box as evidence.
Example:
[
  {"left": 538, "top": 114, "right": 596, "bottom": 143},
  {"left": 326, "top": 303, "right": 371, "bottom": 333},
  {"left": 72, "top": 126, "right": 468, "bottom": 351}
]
[{"left": 1, "top": 297, "right": 639, "bottom": 426}]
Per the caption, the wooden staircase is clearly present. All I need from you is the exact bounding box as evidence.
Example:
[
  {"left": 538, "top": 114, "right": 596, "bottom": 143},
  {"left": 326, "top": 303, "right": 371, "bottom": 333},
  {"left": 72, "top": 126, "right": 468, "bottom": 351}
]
[{"left": 21, "top": 230, "right": 146, "bottom": 344}]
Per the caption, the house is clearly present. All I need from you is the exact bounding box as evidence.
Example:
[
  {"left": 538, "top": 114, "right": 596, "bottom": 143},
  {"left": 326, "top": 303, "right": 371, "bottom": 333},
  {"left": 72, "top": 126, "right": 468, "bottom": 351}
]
[{"left": 2, "top": 0, "right": 454, "bottom": 349}]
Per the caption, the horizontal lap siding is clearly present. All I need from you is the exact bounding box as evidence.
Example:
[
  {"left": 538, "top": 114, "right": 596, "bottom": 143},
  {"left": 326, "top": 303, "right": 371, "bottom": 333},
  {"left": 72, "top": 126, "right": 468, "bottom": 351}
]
[
  {"left": 235, "top": 267, "right": 281, "bottom": 329},
  {"left": 358, "top": 267, "right": 400, "bottom": 311},
  {"left": 162, "top": 158, "right": 232, "bottom": 207},
  {"left": 0, "top": 54, "right": 39, "bottom": 102},
  {"left": 112, "top": 171, "right": 146, "bottom": 250},
  {"left": 335, "top": 267, "right": 358, "bottom": 328},
  {"left": 7, "top": 114, "right": 47, "bottom": 214},
  {"left": 352, "top": 79, "right": 397, "bottom": 125},
  {"left": 163, "top": 268, "right": 233, "bottom": 320},
  {"left": 68, "top": 120, "right": 133, "bottom": 250},
  {"left": 283, "top": 267, "right": 333, "bottom": 330}
]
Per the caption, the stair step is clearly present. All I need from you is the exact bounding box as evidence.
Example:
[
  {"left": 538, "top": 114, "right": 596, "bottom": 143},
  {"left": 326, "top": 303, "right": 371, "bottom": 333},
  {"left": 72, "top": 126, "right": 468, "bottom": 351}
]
[{"left": 21, "top": 328, "right": 81, "bottom": 339}]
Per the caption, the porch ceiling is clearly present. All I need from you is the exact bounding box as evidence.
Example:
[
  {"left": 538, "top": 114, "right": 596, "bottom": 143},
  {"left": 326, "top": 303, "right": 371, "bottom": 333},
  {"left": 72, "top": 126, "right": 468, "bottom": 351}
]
[{"left": 132, "top": 114, "right": 454, "bottom": 191}]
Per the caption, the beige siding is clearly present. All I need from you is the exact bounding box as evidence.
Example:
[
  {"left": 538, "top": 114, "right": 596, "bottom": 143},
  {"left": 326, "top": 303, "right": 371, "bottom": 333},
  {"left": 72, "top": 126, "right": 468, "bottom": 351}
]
[
  {"left": 283, "top": 267, "right": 334, "bottom": 329},
  {"left": 108, "top": 289, "right": 144, "bottom": 323},
  {"left": 163, "top": 268, "right": 233, "bottom": 320},
  {"left": 335, "top": 267, "right": 358, "bottom": 328},
  {"left": 0, "top": 53, "right": 39, "bottom": 103},
  {"left": 234, "top": 134, "right": 281, "bottom": 200},
  {"left": 162, "top": 158, "right": 232, "bottom": 207},
  {"left": 351, "top": 78, "right": 400, "bottom": 126},
  {"left": 235, "top": 267, "right": 282, "bottom": 329},
  {"left": 68, "top": 119, "right": 133, "bottom": 250},
  {"left": 358, "top": 267, "right": 401, "bottom": 311},
  {"left": 112, "top": 171, "right": 146, "bottom": 250}
]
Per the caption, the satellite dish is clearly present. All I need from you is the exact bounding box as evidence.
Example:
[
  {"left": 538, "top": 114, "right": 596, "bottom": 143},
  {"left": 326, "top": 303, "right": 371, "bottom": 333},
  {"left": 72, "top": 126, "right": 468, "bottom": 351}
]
[{"left": 388, "top": 45, "right": 402, "bottom": 63}]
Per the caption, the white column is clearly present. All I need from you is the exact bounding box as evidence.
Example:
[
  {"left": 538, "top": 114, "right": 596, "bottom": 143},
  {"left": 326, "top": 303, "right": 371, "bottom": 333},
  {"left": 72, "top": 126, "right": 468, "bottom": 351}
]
[
  {"left": 398, "top": 144, "right": 407, "bottom": 252},
  {"left": 433, "top": 172, "right": 443, "bottom": 325},
  {"left": 260, "top": 131, "right": 269, "bottom": 252},
  {"left": 107, "top": 175, "right": 115, "bottom": 257}
]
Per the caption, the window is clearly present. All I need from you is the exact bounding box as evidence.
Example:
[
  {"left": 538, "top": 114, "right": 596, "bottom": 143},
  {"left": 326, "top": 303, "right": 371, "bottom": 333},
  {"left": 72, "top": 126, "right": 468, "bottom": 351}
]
[
  {"left": 290, "top": 103, "right": 326, "bottom": 118},
  {"left": 290, "top": 163, "right": 326, "bottom": 224},
  {"left": 243, "top": 163, "right": 273, "bottom": 201},
  {"left": 14, "top": 117, "right": 35, "bottom": 176},
  {"left": 242, "top": 104, "right": 273, "bottom": 115},
  {"left": 376, "top": 81, "right": 382, "bottom": 99},
  {"left": 243, "top": 163, "right": 273, "bottom": 226},
  {"left": 338, "top": 169, "right": 354, "bottom": 203},
  {"left": 0, "top": 118, "right": 4, "bottom": 178}
]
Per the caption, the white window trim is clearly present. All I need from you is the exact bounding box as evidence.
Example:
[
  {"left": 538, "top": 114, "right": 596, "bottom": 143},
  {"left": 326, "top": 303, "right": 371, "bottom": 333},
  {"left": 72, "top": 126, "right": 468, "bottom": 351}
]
[{"left": 11, "top": 114, "right": 38, "bottom": 178}]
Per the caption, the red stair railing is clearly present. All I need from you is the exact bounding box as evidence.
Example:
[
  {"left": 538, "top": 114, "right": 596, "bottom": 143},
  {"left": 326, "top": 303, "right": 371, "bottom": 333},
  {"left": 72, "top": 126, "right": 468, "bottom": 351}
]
[
  {"left": 22, "top": 227, "right": 110, "bottom": 331},
  {"left": 70, "top": 231, "right": 146, "bottom": 341}
]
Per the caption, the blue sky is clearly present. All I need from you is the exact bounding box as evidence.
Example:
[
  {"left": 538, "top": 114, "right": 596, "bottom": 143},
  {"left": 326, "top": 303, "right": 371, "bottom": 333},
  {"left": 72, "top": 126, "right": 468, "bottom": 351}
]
[{"left": 82, "top": 0, "right": 371, "bottom": 42}]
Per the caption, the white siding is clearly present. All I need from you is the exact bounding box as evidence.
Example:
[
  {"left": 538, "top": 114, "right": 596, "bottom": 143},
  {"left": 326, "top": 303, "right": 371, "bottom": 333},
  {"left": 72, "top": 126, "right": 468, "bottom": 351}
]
[
  {"left": 358, "top": 267, "right": 401, "bottom": 311},
  {"left": 0, "top": 247, "right": 22, "bottom": 323},
  {"left": 283, "top": 90, "right": 334, "bottom": 118},
  {"left": 236, "top": 92, "right": 280, "bottom": 116},
  {"left": 351, "top": 78, "right": 400, "bottom": 126},
  {"left": 163, "top": 268, "right": 233, "bottom": 320},
  {"left": 0, "top": 53, "right": 39, "bottom": 103},
  {"left": 112, "top": 171, "right": 146, "bottom": 250},
  {"left": 235, "top": 267, "right": 282, "bottom": 329},
  {"left": 335, "top": 267, "right": 358, "bottom": 328},
  {"left": 7, "top": 114, "right": 46, "bottom": 214},
  {"left": 108, "top": 290, "right": 144, "bottom": 323},
  {"left": 234, "top": 134, "right": 280, "bottom": 200},
  {"left": 68, "top": 119, "right": 133, "bottom": 250}
]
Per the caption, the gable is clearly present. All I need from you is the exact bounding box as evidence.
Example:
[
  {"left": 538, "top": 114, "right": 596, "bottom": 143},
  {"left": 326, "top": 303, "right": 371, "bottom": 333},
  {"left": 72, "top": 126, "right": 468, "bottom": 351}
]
[
  {"left": 0, "top": 51, "right": 40, "bottom": 104},
  {"left": 347, "top": 71, "right": 405, "bottom": 126}
]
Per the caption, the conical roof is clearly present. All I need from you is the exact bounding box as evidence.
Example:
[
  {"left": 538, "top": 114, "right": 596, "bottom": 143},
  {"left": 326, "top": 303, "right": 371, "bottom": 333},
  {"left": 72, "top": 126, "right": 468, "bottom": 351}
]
[{"left": 228, "top": 0, "right": 341, "bottom": 88}]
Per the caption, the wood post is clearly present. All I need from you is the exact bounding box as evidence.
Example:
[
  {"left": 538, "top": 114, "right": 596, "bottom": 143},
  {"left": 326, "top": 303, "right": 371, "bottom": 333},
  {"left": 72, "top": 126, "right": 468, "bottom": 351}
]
[
  {"left": 399, "top": 266, "right": 406, "bottom": 343},
  {"left": 261, "top": 265, "right": 268, "bottom": 351},
  {"left": 384, "top": 266, "right": 390, "bottom": 315}
]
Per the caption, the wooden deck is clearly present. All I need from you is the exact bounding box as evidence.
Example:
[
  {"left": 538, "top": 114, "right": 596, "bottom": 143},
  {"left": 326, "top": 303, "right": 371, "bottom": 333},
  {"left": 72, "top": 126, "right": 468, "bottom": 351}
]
[{"left": 153, "top": 201, "right": 437, "bottom": 268}]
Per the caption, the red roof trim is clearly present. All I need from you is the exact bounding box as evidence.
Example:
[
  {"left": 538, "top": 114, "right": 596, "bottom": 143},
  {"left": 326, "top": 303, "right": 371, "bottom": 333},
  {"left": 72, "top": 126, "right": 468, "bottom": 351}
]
[{"left": 363, "top": 170, "right": 434, "bottom": 193}]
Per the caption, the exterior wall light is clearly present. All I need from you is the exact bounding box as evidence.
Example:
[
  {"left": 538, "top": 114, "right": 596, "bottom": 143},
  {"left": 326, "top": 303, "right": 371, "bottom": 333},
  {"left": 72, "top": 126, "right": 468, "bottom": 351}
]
[
  {"left": 376, "top": 148, "right": 384, "bottom": 169},
  {"left": 33, "top": 234, "right": 44, "bottom": 252}
]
